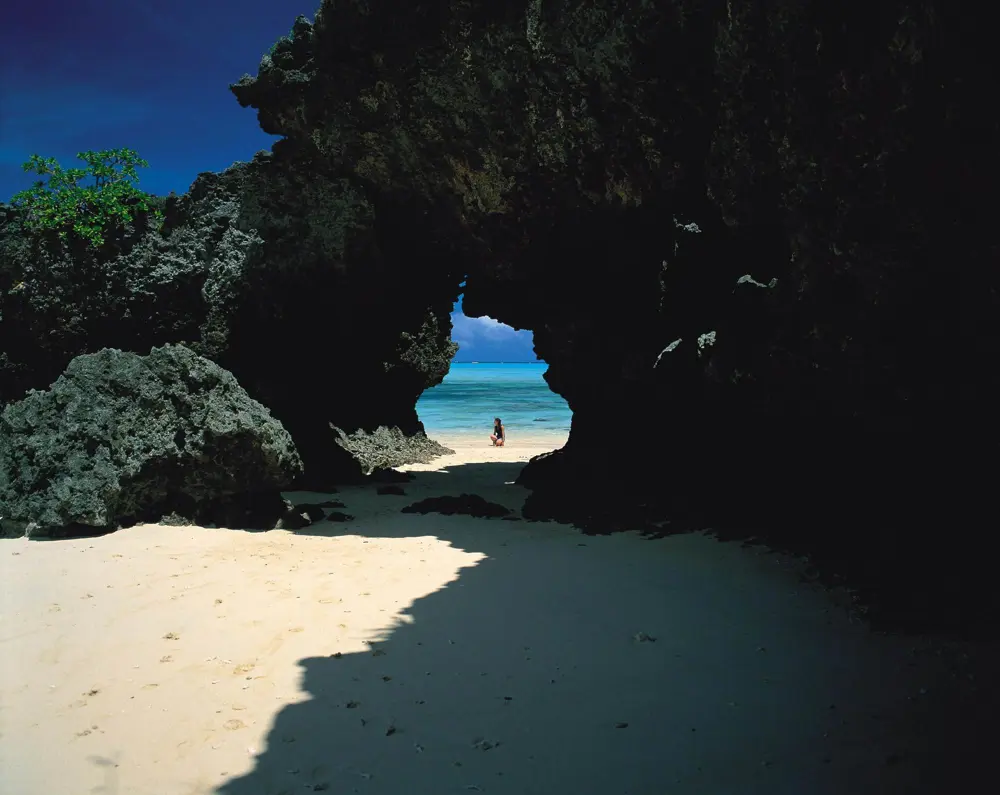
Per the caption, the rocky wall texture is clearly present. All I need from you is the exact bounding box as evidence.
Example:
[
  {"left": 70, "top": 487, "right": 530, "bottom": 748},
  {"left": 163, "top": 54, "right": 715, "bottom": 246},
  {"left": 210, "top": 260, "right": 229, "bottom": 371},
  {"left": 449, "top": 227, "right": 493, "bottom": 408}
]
[
  {"left": 0, "top": 345, "right": 302, "bottom": 536},
  {"left": 230, "top": 0, "right": 997, "bottom": 632},
  {"left": 0, "top": 148, "right": 459, "bottom": 485}
]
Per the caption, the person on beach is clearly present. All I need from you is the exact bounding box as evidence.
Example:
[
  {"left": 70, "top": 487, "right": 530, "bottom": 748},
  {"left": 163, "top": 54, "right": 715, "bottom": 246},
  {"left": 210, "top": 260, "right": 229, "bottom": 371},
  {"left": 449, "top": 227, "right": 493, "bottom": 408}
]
[{"left": 490, "top": 417, "right": 505, "bottom": 447}]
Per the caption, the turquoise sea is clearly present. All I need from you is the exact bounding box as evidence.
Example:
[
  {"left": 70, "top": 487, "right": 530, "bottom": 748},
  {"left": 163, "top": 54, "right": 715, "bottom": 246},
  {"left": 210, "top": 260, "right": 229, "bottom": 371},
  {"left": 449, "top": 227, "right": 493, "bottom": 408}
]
[{"left": 417, "top": 362, "right": 572, "bottom": 439}]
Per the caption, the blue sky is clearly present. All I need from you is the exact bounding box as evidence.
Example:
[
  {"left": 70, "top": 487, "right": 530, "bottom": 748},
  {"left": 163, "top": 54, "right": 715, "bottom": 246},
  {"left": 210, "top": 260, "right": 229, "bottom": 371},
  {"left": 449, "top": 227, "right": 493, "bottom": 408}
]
[
  {"left": 0, "top": 0, "right": 536, "bottom": 361},
  {"left": 450, "top": 296, "right": 536, "bottom": 362}
]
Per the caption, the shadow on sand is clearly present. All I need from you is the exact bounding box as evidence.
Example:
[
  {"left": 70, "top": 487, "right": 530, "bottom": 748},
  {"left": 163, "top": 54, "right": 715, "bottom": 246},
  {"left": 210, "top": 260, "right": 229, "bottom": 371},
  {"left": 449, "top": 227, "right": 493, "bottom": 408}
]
[{"left": 213, "top": 460, "right": 995, "bottom": 795}]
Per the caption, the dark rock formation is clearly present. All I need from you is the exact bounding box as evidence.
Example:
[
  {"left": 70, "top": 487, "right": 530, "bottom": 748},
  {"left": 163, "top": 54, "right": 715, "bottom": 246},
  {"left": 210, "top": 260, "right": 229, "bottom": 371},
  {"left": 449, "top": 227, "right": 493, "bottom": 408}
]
[
  {"left": 227, "top": 1, "right": 997, "bottom": 633},
  {"left": 0, "top": 186, "right": 258, "bottom": 406},
  {"left": 0, "top": 149, "right": 460, "bottom": 486},
  {"left": 402, "top": 494, "right": 512, "bottom": 519},
  {"left": 0, "top": 344, "right": 302, "bottom": 536}
]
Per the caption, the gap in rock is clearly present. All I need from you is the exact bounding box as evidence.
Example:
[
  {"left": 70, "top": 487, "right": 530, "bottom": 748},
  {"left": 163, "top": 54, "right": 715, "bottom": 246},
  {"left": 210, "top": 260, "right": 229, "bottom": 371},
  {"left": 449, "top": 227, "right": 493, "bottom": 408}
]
[{"left": 416, "top": 289, "right": 571, "bottom": 462}]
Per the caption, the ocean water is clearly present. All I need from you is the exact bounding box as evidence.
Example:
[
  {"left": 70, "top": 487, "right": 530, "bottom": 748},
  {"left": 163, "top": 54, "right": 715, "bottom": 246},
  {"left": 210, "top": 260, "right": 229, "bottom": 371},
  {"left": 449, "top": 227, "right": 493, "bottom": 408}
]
[{"left": 417, "top": 362, "right": 572, "bottom": 439}]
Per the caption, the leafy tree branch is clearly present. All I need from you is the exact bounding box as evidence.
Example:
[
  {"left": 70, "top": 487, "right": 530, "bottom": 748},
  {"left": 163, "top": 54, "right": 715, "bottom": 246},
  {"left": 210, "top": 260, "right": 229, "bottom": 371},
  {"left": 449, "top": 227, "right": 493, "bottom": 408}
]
[{"left": 8, "top": 148, "right": 162, "bottom": 248}]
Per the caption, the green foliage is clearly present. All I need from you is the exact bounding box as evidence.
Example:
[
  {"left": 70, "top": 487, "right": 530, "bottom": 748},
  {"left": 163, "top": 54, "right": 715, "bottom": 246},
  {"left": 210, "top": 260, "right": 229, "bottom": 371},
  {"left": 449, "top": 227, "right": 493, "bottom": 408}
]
[{"left": 8, "top": 148, "right": 161, "bottom": 248}]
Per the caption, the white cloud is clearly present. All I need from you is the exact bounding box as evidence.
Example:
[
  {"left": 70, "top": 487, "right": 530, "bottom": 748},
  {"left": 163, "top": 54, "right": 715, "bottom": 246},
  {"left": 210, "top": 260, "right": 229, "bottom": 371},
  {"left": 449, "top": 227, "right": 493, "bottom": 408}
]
[
  {"left": 450, "top": 311, "right": 536, "bottom": 361},
  {"left": 452, "top": 312, "right": 525, "bottom": 341}
]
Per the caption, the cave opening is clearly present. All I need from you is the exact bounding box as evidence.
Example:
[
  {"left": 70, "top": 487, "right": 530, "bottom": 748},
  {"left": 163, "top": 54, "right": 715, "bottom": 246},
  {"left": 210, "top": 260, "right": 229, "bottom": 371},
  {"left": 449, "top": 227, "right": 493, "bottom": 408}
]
[{"left": 415, "top": 291, "right": 573, "bottom": 456}]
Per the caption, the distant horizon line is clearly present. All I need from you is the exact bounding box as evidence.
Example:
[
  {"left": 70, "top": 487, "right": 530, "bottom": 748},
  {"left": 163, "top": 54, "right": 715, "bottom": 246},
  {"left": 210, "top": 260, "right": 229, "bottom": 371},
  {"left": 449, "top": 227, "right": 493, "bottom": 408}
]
[{"left": 451, "top": 360, "right": 545, "bottom": 364}]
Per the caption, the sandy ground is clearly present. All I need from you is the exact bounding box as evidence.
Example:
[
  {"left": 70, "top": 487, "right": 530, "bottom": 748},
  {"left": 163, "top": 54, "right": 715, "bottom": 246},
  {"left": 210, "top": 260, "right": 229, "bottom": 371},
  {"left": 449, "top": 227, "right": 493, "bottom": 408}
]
[{"left": 1, "top": 431, "right": 993, "bottom": 795}]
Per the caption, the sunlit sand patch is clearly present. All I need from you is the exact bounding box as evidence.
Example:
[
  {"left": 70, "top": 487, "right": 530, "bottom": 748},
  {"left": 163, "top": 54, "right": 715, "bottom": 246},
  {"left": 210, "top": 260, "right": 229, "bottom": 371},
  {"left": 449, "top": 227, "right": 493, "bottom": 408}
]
[{"left": 0, "top": 523, "right": 485, "bottom": 794}]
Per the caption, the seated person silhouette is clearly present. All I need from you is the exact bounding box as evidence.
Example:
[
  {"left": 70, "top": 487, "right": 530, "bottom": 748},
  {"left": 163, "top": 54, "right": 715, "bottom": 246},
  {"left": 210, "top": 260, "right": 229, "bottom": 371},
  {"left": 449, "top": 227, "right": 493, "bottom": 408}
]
[{"left": 490, "top": 417, "right": 505, "bottom": 447}]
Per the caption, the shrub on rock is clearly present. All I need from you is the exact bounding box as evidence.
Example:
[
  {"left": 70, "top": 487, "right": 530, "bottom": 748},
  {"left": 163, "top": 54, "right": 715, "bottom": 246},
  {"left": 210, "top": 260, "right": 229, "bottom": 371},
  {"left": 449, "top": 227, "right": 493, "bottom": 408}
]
[{"left": 0, "top": 344, "right": 302, "bottom": 536}]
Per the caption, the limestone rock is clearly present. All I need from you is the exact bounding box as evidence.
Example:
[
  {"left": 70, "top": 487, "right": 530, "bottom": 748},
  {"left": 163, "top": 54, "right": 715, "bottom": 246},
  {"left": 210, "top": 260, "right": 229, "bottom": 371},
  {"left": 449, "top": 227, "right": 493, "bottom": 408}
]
[
  {"left": 331, "top": 425, "right": 452, "bottom": 476},
  {"left": 0, "top": 344, "right": 302, "bottom": 535},
  {"left": 1, "top": 155, "right": 459, "bottom": 486}
]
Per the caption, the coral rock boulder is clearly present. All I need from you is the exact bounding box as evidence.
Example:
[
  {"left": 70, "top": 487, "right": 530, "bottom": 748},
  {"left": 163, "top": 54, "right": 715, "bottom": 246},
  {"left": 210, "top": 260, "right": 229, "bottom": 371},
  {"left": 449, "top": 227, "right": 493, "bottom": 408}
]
[{"left": 0, "top": 344, "right": 302, "bottom": 535}]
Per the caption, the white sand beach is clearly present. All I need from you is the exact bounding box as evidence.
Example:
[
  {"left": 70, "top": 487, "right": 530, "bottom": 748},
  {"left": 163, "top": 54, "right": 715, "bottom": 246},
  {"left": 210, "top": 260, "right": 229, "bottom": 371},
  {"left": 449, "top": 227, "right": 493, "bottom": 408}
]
[{"left": 0, "top": 431, "right": 992, "bottom": 795}]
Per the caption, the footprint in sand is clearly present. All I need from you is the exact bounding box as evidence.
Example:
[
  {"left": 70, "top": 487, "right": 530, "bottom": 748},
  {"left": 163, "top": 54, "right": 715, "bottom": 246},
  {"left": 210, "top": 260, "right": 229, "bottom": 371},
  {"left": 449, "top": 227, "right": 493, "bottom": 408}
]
[
  {"left": 163, "top": 632, "right": 180, "bottom": 640},
  {"left": 288, "top": 627, "right": 305, "bottom": 633},
  {"left": 232, "top": 663, "right": 255, "bottom": 675},
  {"left": 223, "top": 719, "right": 246, "bottom": 731},
  {"left": 160, "top": 655, "right": 173, "bottom": 663},
  {"left": 141, "top": 683, "right": 159, "bottom": 690}
]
